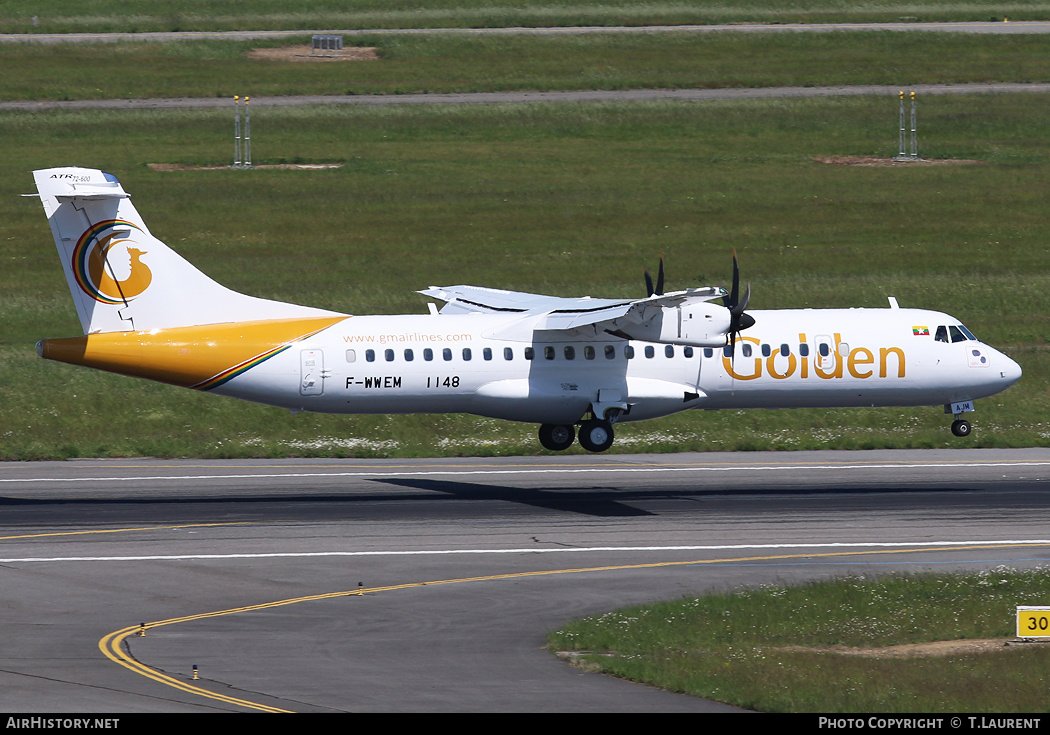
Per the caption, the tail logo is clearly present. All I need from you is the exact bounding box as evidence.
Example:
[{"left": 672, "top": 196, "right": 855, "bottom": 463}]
[{"left": 72, "top": 220, "right": 153, "bottom": 304}]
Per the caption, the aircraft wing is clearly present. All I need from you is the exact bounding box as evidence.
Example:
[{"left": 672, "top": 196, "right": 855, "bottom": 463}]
[{"left": 419, "top": 284, "right": 728, "bottom": 332}]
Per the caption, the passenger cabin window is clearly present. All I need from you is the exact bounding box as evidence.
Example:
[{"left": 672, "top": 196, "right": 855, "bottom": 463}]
[
  {"left": 404, "top": 349, "right": 414, "bottom": 362},
  {"left": 605, "top": 345, "right": 616, "bottom": 359},
  {"left": 424, "top": 348, "right": 434, "bottom": 361},
  {"left": 442, "top": 348, "right": 452, "bottom": 361},
  {"left": 644, "top": 346, "right": 655, "bottom": 358},
  {"left": 684, "top": 347, "right": 694, "bottom": 358},
  {"left": 504, "top": 347, "right": 514, "bottom": 360},
  {"left": 462, "top": 348, "right": 472, "bottom": 361},
  {"left": 544, "top": 346, "right": 555, "bottom": 360},
  {"left": 385, "top": 349, "right": 395, "bottom": 362},
  {"left": 365, "top": 349, "right": 376, "bottom": 362},
  {"left": 584, "top": 346, "right": 596, "bottom": 360},
  {"left": 625, "top": 346, "right": 635, "bottom": 359},
  {"left": 345, "top": 349, "right": 357, "bottom": 363},
  {"left": 564, "top": 346, "right": 575, "bottom": 360},
  {"left": 524, "top": 347, "right": 534, "bottom": 360},
  {"left": 665, "top": 345, "right": 674, "bottom": 358},
  {"left": 483, "top": 347, "right": 492, "bottom": 361}
]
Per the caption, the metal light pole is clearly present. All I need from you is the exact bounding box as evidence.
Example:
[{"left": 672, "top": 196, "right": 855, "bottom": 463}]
[
  {"left": 898, "top": 90, "right": 906, "bottom": 159},
  {"left": 242, "top": 96, "right": 250, "bottom": 166},
  {"left": 233, "top": 95, "right": 241, "bottom": 167},
  {"left": 910, "top": 91, "right": 918, "bottom": 160}
]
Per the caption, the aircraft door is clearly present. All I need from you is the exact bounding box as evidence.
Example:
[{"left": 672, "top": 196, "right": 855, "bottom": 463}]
[
  {"left": 814, "top": 335, "right": 835, "bottom": 372},
  {"left": 300, "top": 348, "right": 325, "bottom": 395}
]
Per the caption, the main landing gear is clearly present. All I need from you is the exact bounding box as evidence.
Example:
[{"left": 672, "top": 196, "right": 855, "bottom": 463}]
[
  {"left": 538, "top": 423, "right": 575, "bottom": 451},
  {"left": 578, "top": 418, "right": 615, "bottom": 453},
  {"left": 538, "top": 418, "right": 615, "bottom": 453}
]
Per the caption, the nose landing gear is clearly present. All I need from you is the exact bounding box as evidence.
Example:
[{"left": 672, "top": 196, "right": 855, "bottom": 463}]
[{"left": 946, "top": 400, "right": 975, "bottom": 438}]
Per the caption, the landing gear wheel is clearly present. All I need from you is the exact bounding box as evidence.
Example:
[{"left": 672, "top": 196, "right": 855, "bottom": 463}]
[
  {"left": 951, "top": 419, "right": 972, "bottom": 438},
  {"left": 538, "top": 423, "right": 575, "bottom": 451},
  {"left": 578, "top": 419, "right": 614, "bottom": 453}
]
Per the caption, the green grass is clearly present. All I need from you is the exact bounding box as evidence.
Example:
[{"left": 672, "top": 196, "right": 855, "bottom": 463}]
[
  {"left": 0, "top": 95, "right": 1046, "bottom": 459},
  {"left": 3, "top": 0, "right": 1050, "bottom": 33},
  {"left": 548, "top": 568, "right": 1050, "bottom": 712},
  {"left": 2, "top": 32, "right": 1050, "bottom": 102}
]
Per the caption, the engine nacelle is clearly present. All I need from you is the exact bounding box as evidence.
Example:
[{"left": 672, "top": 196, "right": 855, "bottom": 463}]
[{"left": 618, "top": 301, "right": 732, "bottom": 347}]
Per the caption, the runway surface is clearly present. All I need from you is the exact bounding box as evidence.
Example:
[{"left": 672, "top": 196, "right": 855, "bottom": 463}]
[{"left": 2, "top": 448, "right": 1049, "bottom": 712}]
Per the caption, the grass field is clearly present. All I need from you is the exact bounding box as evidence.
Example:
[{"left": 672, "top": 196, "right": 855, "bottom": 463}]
[
  {"left": 548, "top": 568, "right": 1050, "bottom": 712},
  {"left": 0, "top": 14, "right": 1046, "bottom": 459},
  {"left": 2, "top": 32, "right": 1050, "bottom": 102},
  {"left": 3, "top": 0, "right": 1050, "bottom": 33},
  {"left": 1, "top": 94, "right": 1046, "bottom": 459}
]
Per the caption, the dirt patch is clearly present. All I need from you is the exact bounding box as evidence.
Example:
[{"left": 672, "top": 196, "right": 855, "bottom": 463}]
[
  {"left": 247, "top": 45, "right": 379, "bottom": 62},
  {"left": 557, "top": 639, "right": 1037, "bottom": 665},
  {"left": 148, "top": 163, "right": 343, "bottom": 171},
  {"left": 775, "top": 639, "right": 1024, "bottom": 659},
  {"left": 815, "top": 155, "right": 982, "bottom": 167}
]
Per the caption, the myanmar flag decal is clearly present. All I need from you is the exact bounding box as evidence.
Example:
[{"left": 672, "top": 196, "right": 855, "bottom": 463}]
[{"left": 913, "top": 326, "right": 929, "bottom": 336}]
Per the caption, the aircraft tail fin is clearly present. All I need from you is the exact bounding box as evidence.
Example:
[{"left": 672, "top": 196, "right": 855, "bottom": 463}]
[{"left": 33, "top": 167, "right": 339, "bottom": 334}]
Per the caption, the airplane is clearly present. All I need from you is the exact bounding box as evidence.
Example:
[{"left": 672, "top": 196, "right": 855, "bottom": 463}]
[{"left": 30, "top": 166, "right": 1022, "bottom": 452}]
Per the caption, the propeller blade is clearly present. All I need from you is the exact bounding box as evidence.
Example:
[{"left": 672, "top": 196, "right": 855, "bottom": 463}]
[
  {"left": 734, "top": 282, "right": 751, "bottom": 316},
  {"left": 722, "top": 251, "right": 754, "bottom": 365},
  {"left": 643, "top": 253, "right": 666, "bottom": 297},
  {"left": 730, "top": 250, "right": 740, "bottom": 307}
]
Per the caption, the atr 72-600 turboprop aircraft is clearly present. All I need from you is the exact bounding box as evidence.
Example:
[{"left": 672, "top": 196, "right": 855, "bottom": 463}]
[{"left": 31, "top": 167, "right": 1021, "bottom": 452}]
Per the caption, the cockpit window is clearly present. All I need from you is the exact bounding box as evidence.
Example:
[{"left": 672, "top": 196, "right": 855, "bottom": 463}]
[{"left": 935, "top": 324, "right": 977, "bottom": 343}]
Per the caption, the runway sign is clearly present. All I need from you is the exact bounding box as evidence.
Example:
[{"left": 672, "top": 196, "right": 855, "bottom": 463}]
[{"left": 1016, "top": 606, "right": 1050, "bottom": 638}]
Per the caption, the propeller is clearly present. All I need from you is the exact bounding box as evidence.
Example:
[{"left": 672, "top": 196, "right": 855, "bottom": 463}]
[
  {"left": 644, "top": 253, "right": 665, "bottom": 297},
  {"left": 722, "top": 250, "right": 755, "bottom": 360}
]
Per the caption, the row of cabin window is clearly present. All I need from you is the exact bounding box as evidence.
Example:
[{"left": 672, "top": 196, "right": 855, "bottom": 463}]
[
  {"left": 345, "top": 344, "right": 700, "bottom": 364},
  {"left": 732, "top": 342, "right": 834, "bottom": 358},
  {"left": 344, "top": 342, "right": 845, "bottom": 365}
]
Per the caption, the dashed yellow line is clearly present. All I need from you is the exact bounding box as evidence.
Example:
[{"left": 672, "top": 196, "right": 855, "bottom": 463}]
[{"left": 98, "top": 541, "right": 1050, "bottom": 712}]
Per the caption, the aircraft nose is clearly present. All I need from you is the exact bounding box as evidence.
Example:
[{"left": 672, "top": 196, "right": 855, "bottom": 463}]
[{"left": 999, "top": 352, "right": 1022, "bottom": 387}]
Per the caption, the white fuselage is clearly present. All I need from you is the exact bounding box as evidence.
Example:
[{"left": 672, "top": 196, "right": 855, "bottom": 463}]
[{"left": 210, "top": 306, "right": 1022, "bottom": 426}]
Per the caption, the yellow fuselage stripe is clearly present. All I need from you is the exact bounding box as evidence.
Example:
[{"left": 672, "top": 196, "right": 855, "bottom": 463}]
[{"left": 39, "top": 316, "right": 347, "bottom": 389}]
